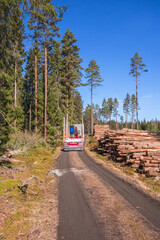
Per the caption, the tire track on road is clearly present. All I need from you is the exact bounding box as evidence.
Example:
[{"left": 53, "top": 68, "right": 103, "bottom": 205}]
[
  {"left": 57, "top": 151, "right": 105, "bottom": 240},
  {"left": 78, "top": 150, "right": 160, "bottom": 230}
]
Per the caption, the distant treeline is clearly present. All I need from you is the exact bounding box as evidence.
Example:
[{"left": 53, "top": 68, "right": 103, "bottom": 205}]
[{"left": 83, "top": 97, "right": 160, "bottom": 133}]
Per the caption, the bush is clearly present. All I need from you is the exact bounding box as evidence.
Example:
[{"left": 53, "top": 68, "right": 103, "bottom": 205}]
[
  {"left": 5, "top": 131, "right": 46, "bottom": 153},
  {"left": 87, "top": 136, "right": 98, "bottom": 151}
]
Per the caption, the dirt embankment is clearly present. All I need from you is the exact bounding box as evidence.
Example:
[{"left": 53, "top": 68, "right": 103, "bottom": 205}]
[{"left": 0, "top": 147, "right": 60, "bottom": 240}]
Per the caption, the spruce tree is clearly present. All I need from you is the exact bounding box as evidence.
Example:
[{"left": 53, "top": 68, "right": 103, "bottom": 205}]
[
  {"left": 129, "top": 52, "right": 147, "bottom": 129},
  {"left": 61, "top": 29, "right": 83, "bottom": 133},
  {"left": 85, "top": 59, "right": 103, "bottom": 135},
  {"left": 0, "top": 0, "right": 25, "bottom": 146},
  {"left": 73, "top": 91, "right": 83, "bottom": 123}
]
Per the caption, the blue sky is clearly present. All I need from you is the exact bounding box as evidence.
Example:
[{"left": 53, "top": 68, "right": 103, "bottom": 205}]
[
  {"left": 26, "top": 0, "right": 160, "bottom": 121},
  {"left": 55, "top": 0, "right": 160, "bottom": 121}
]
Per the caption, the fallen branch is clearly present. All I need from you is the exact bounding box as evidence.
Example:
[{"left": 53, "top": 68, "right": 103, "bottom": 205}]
[{"left": 17, "top": 176, "right": 39, "bottom": 194}]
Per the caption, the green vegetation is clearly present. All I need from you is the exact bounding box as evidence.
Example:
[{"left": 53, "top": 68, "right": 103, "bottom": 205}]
[
  {"left": 83, "top": 99, "right": 160, "bottom": 132},
  {"left": 129, "top": 52, "right": 148, "bottom": 129},
  {"left": 0, "top": 0, "right": 84, "bottom": 149},
  {"left": 0, "top": 146, "right": 59, "bottom": 239},
  {"left": 86, "top": 135, "right": 98, "bottom": 151},
  {"left": 140, "top": 177, "right": 160, "bottom": 194},
  {"left": 85, "top": 59, "right": 103, "bottom": 135}
]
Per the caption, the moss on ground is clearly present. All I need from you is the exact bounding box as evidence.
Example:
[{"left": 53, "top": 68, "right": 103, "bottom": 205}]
[{"left": 0, "top": 146, "right": 59, "bottom": 240}]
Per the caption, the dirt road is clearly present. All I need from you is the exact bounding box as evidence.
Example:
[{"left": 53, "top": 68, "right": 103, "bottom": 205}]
[{"left": 56, "top": 150, "right": 160, "bottom": 240}]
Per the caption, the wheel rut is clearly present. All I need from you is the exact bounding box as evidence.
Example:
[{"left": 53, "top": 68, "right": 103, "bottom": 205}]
[
  {"left": 57, "top": 151, "right": 105, "bottom": 240},
  {"left": 78, "top": 150, "right": 160, "bottom": 230}
]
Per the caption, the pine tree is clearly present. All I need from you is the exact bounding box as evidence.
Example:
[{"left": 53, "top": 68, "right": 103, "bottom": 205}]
[
  {"left": 83, "top": 104, "right": 91, "bottom": 134},
  {"left": 131, "top": 94, "right": 136, "bottom": 129},
  {"left": 107, "top": 97, "right": 114, "bottom": 123},
  {"left": 27, "top": 0, "right": 42, "bottom": 131},
  {"left": 37, "top": 0, "right": 67, "bottom": 140},
  {"left": 102, "top": 98, "right": 110, "bottom": 123},
  {"left": 123, "top": 93, "right": 130, "bottom": 128},
  {"left": 85, "top": 59, "right": 103, "bottom": 135},
  {"left": 113, "top": 98, "right": 119, "bottom": 130},
  {"left": 129, "top": 52, "right": 148, "bottom": 129}
]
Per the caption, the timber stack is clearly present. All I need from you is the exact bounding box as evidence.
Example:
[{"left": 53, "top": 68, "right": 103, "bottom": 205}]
[
  {"left": 96, "top": 128, "right": 160, "bottom": 176},
  {"left": 94, "top": 125, "right": 109, "bottom": 138}
]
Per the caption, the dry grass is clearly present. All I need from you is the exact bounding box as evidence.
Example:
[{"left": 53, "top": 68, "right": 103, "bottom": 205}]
[
  {"left": 0, "top": 146, "right": 60, "bottom": 240},
  {"left": 5, "top": 131, "right": 46, "bottom": 153}
]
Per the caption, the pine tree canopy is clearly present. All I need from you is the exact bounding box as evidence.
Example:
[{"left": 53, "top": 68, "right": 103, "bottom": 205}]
[
  {"left": 85, "top": 59, "right": 103, "bottom": 87},
  {"left": 129, "top": 52, "right": 148, "bottom": 77}
]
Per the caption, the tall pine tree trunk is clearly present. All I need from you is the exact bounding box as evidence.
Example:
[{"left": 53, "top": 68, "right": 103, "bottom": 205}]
[
  {"left": 116, "top": 114, "right": 118, "bottom": 130},
  {"left": 44, "top": 26, "right": 47, "bottom": 140},
  {"left": 35, "top": 20, "right": 38, "bottom": 132},
  {"left": 71, "top": 91, "right": 74, "bottom": 125},
  {"left": 66, "top": 88, "right": 69, "bottom": 138},
  {"left": 132, "top": 111, "right": 134, "bottom": 129},
  {"left": 14, "top": 62, "right": 17, "bottom": 108},
  {"left": 29, "top": 103, "right": 32, "bottom": 132},
  {"left": 14, "top": 61, "right": 17, "bottom": 129},
  {"left": 91, "top": 84, "right": 93, "bottom": 135},
  {"left": 125, "top": 112, "right": 128, "bottom": 128},
  {"left": 136, "top": 75, "right": 138, "bottom": 129}
]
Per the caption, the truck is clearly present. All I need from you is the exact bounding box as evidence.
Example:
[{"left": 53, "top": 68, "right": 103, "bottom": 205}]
[{"left": 63, "top": 117, "right": 84, "bottom": 151}]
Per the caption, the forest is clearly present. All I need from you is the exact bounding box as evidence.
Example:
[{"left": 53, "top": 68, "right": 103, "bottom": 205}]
[{"left": 0, "top": 0, "right": 160, "bottom": 152}]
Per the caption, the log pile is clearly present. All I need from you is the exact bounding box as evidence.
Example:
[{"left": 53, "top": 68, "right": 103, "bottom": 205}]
[
  {"left": 94, "top": 125, "right": 109, "bottom": 138},
  {"left": 97, "top": 128, "right": 160, "bottom": 176}
]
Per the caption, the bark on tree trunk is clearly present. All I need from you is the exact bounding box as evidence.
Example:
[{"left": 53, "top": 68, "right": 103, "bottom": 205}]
[
  {"left": 35, "top": 48, "right": 38, "bottom": 132},
  {"left": 29, "top": 103, "right": 32, "bottom": 132},
  {"left": 91, "top": 84, "right": 93, "bottom": 135},
  {"left": 116, "top": 114, "right": 118, "bottom": 130},
  {"left": 136, "top": 75, "right": 138, "bottom": 129},
  {"left": 66, "top": 88, "right": 69, "bottom": 138},
  {"left": 35, "top": 20, "right": 38, "bottom": 132},
  {"left": 126, "top": 112, "right": 128, "bottom": 128},
  {"left": 71, "top": 91, "right": 74, "bottom": 125},
  {"left": 44, "top": 26, "right": 47, "bottom": 140},
  {"left": 14, "top": 62, "right": 17, "bottom": 129},
  {"left": 132, "top": 111, "right": 135, "bottom": 129},
  {"left": 14, "top": 62, "right": 17, "bottom": 108}
]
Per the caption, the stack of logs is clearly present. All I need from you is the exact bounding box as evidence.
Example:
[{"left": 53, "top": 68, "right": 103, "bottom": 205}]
[
  {"left": 96, "top": 128, "right": 160, "bottom": 176},
  {"left": 94, "top": 125, "right": 109, "bottom": 139}
]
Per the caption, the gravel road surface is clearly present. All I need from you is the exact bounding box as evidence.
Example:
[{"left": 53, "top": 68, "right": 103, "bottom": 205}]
[{"left": 56, "top": 150, "right": 160, "bottom": 240}]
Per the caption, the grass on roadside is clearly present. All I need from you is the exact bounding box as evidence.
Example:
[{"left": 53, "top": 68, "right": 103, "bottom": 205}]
[{"left": 0, "top": 146, "right": 59, "bottom": 240}]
